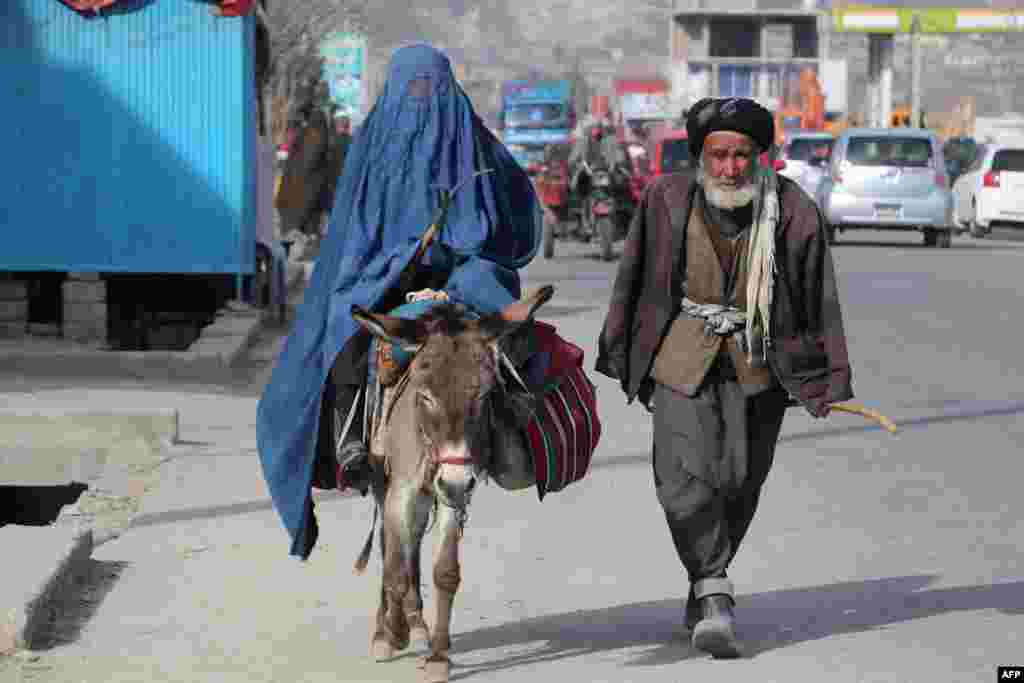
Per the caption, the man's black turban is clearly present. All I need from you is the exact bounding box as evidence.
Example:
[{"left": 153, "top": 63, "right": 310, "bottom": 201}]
[{"left": 686, "top": 97, "right": 775, "bottom": 160}]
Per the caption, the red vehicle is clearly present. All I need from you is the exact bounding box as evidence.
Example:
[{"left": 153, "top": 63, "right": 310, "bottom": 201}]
[
  {"left": 533, "top": 142, "right": 574, "bottom": 223},
  {"left": 647, "top": 126, "right": 692, "bottom": 178},
  {"left": 646, "top": 126, "right": 771, "bottom": 179}
]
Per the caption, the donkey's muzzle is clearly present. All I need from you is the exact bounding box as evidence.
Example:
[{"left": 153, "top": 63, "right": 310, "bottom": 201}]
[{"left": 436, "top": 470, "right": 476, "bottom": 507}]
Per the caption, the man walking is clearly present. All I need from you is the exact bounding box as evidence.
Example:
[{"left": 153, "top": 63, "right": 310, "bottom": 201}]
[
  {"left": 596, "top": 97, "right": 854, "bottom": 658},
  {"left": 318, "top": 112, "right": 353, "bottom": 226},
  {"left": 275, "top": 91, "right": 331, "bottom": 258}
]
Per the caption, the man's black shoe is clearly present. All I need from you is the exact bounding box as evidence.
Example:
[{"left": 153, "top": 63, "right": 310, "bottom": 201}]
[{"left": 691, "top": 594, "right": 742, "bottom": 659}]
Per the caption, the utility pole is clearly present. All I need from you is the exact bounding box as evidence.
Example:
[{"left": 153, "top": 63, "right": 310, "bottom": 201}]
[{"left": 910, "top": 14, "right": 922, "bottom": 127}]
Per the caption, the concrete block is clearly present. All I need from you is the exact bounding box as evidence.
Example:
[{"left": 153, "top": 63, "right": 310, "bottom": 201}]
[
  {"left": 62, "top": 302, "right": 108, "bottom": 323},
  {"left": 0, "top": 300, "right": 28, "bottom": 322},
  {"left": 28, "top": 323, "right": 61, "bottom": 337},
  {"left": 67, "top": 272, "right": 103, "bottom": 282},
  {"left": 62, "top": 322, "right": 107, "bottom": 343},
  {"left": 62, "top": 280, "right": 106, "bottom": 304},
  {"left": 0, "top": 322, "right": 27, "bottom": 338},
  {"left": 0, "top": 281, "right": 27, "bottom": 300},
  {"left": 198, "top": 315, "right": 260, "bottom": 339},
  {"left": 146, "top": 324, "right": 199, "bottom": 351}
]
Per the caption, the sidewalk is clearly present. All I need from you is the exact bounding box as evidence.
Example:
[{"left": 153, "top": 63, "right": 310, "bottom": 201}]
[{"left": 0, "top": 262, "right": 311, "bottom": 655}]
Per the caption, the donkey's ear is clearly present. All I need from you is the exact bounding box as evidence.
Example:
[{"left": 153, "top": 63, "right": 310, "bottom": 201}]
[
  {"left": 351, "top": 306, "right": 423, "bottom": 353},
  {"left": 478, "top": 285, "right": 555, "bottom": 342}
]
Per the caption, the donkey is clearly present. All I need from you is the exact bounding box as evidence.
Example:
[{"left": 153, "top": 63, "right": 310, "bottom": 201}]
[{"left": 349, "top": 284, "right": 554, "bottom": 683}]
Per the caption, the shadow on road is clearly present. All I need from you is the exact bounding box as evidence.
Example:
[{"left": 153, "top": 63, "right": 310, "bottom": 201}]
[
  {"left": 31, "top": 559, "right": 129, "bottom": 651},
  {"left": 448, "top": 574, "right": 1024, "bottom": 679},
  {"left": 591, "top": 398, "right": 1024, "bottom": 473},
  {"left": 124, "top": 399, "right": 1024, "bottom": 529}
]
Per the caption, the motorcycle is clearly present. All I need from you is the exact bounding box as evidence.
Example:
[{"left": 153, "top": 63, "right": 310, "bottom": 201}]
[
  {"left": 537, "top": 152, "right": 635, "bottom": 261},
  {"left": 581, "top": 160, "right": 618, "bottom": 262}
]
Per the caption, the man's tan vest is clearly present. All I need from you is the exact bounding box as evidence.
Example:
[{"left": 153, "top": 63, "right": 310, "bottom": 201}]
[{"left": 650, "top": 195, "right": 776, "bottom": 397}]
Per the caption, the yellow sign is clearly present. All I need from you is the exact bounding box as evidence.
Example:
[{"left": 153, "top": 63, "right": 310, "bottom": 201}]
[{"left": 833, "top": 6, "right": 1024, "bottom": 32}]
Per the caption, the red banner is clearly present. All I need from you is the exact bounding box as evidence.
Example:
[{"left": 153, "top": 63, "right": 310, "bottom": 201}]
[
  {"left": 57, "top": 0, "right": 120, "bottom": 11},
  {"left": 57, "top": 0, "right": 256, "bottom": 16},
  {"left": 216, "top": 0, "right": 256, "bottom": 16}
]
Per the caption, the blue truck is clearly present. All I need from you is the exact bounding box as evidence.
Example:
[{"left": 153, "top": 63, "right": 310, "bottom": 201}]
[{"left": 499, "top": 79, "right": 577, "bottom": 172}]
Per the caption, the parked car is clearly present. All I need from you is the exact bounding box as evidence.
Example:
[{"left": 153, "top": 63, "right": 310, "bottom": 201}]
[
  {"left": 773, "top": 132, "right": 834, "bottom": 200},
  {"left": 815, "top": 128, "right": 955, "bottom": 248},
  {"left": 952, "top": 144, "right": 1024, "bottom": 238}
]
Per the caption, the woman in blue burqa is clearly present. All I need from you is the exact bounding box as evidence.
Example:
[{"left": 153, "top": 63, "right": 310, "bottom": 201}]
[{"left": 257, "top": 44, "right": 542, "bottom": 560}]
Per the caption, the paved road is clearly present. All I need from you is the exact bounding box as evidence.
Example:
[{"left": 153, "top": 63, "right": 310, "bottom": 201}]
[{"left": 6, "top": 229, "right": 1024, "bottom": 682}]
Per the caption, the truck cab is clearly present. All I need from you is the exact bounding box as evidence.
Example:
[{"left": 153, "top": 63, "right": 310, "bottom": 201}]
[{"left": 499, "top": 80, "right": 576, "bottom": 172}]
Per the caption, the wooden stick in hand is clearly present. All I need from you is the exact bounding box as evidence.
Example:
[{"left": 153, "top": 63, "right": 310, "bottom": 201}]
[{"left": 830, "top": 402, "right": 898, "bottom": 434}]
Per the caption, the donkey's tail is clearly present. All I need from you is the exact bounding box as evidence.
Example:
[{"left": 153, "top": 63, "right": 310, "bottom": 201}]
[{"left": 353, "top": 503, "right": 379, "bottom": 575}]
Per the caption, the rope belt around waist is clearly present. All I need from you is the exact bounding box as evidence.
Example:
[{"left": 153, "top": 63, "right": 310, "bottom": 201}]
[{"left": 679, "top": 297, "right": 746, "bottom": 337}]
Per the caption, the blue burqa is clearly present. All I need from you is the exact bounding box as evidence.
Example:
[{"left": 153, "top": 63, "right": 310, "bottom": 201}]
[{"left": 257, "top": 44, "right": 542, "bottom": 559}]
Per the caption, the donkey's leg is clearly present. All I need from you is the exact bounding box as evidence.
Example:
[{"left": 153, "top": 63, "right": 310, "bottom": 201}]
[
  {"left": 405, "top": 541, "right": 431, "bottom": 649},
  {"left": 422, "top": 504, "right": 463, "bottom": 683},
  {"left": 372, "top": 523, "right": 392, "bottom": 660},
  {"left": 372, "top": 484, "right": 432, "bottom": 661}
]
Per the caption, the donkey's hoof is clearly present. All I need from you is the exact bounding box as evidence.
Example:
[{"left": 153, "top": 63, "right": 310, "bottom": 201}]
[
  {"left": 371, "top": 638, "right": 396, "bottom": 662},
  {"left": 418, "top": 654, "right": 451, "bottom": 683}
]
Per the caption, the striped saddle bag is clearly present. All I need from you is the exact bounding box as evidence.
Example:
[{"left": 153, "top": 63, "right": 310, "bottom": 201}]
[{"left": 521, "top": 321, "right": 602, "bottom": 500}]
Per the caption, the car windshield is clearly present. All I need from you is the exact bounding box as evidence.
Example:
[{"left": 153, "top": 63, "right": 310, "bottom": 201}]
[
  {"left": 505, "top": 104, "right": 565, "bottom": 127},
  {"left": 786, "top": 138, "right": 834, "bottom": 162},
  {"left": 944, "top": 138, "right": 977, "bottom": 164},
  {"left": 661, "top": 139, "right": 691, "bottom": 173},
  {"left": 845, "top": 137, "right": 933, "bottom": 168},
  {"left": 991, "top": 149, "right": 1024, "bottom": 172}
]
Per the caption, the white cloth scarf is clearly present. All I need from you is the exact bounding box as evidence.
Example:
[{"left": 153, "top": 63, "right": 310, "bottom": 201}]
[{"left": 743, "top": 166, "right": 779, "bottom": 363}]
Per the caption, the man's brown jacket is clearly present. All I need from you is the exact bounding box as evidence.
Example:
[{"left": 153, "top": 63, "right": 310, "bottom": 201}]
[{"left": 595, "top": 172, "right": 853, "bottom": 417}]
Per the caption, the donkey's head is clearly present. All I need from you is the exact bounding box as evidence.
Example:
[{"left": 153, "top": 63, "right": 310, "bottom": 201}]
[{"left": 352, "top": 286, "right": 554, "bottom": 507}]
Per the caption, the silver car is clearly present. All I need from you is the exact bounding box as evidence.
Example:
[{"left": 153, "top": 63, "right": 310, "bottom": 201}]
[
  {"left": 816, "top": 128, "right": 956, "bottom": 248},
  {"left": 775, "top": 132, "right": 834, "bottom": 200}
]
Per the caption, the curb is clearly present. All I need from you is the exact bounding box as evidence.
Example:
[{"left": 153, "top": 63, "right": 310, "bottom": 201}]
[
  {"left": 1, "top": 407, "right": 179, "bottom": 655},
  {"left": 0, "top": 262, "right": 307, "bottom": 382},
  {"left": 1, "top": 525, "right": 93, "bottom": 653}
]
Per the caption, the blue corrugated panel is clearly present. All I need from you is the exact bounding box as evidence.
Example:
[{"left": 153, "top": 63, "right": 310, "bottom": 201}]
[{"left": 0, "top": 0, "right": 256, "bottom": 274}]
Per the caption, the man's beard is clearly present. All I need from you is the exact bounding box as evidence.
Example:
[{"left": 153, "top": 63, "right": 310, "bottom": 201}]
[{"left": 697, "top": 160, "right": 759, "bottom": 210}]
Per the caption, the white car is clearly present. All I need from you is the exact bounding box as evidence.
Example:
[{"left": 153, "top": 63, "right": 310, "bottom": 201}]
[
  {"left": 952, "top": 144, "right": 1024, "bottom": 237},
  {"left": 774, "top": 132, "right": 835, "bottom": 201}
]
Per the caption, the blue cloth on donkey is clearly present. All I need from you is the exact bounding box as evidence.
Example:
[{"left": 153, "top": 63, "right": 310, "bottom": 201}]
[{"left": 257, "top": 44, "right": 542, "bottom": 559}]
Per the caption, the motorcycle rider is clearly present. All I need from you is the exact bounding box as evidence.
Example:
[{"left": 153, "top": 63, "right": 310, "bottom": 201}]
[
  {"left": 568, "top": 119, "right": 629, "bottom": 199},
  {"left": 568, "top": 119, "right": 631, "bottom": 242}
]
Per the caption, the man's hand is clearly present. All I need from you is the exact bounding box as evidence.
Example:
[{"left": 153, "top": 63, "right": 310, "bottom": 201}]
[{"left": 809, "top": 400, "right": 832, "bottom": 418}]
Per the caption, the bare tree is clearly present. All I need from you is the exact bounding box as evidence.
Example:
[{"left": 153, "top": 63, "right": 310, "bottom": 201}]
[{"left": 258, "top": 0, "right": 369, "bottom": 140}]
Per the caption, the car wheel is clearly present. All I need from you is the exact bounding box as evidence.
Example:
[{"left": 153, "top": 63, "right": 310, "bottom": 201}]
[{"left": 939, "top": 230, "right": 953, "bottom": 248}]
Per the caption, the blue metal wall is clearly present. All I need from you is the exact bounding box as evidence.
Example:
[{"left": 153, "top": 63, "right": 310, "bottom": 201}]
[{"left": 1, "top": 0, "right": 256, "bottom": 274}]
